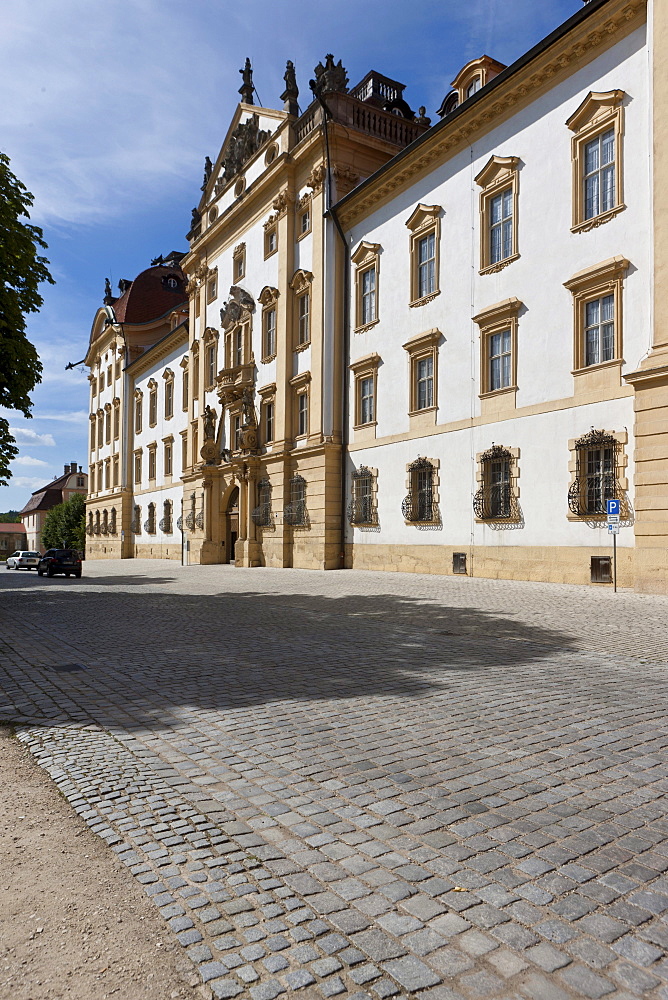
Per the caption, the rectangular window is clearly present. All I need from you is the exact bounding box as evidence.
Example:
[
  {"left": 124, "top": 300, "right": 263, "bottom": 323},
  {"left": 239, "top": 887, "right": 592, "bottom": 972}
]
[
  {"left": 113, "top": 405, "right": 119, "bottom": 440},
  {"left": 361, "top": 268, "right": 376, "bottom": 326},
  {"left": 489, "top": 329, "right": 512, "bottom": 390},
  {"left": 89, "top": 465, "right": 95, "bottom": 492},
  {"left": 113, "top": 456, "right": 119, "bottom": 487},
  {"left": 298, "top": 294, "right": 310, "bottom": 346},
  {"left": 265, "top": 228, "right": 277, "bottom": 257},
  {"left": 359, "top": 376, "right": 375, "bottom": 425},
  {"left": 584, "top": 295, "right": 614, "bottom": 366},
  {"left": 149, "top": 389, "right": 157, "bottom": 426},
  {"left": 164, "top": 442, "right": 172, "bottom": 476},
  {"left": 134, "top": 452, "right": 142, "bottom": 485},
  {"left": 233, "top": 415, "right": 242, "bottom": 451},
  {"left": 148, "top": 448, "right": 156, "bottom": 481},
  {"left": 97, "top": 414, "right": 104, "bottom": 448},
  {"left": 105, "top": 409, "right": 111, "bottom": 443},
  {"left": 417, "top": 233, "right": 436, "bottom": 299},
  {"left": 585, "top": 445, "right": 615, "bottom": 514},
  {"left": 165, "top": 379, "right": 174, "bottom": 418},
  {"left": 115, "top": 359, "right": 121, "bottom": 380},
  {"left": 264, "top": 308, "right": 277, "bottom": 360},
  {"left": 416, "top": 356, "right": 434, "bottom": 410},
  {"left": 297, "top": 393, "right": 308, "bottom": 436},
  {"left": 105, "top": 460, "right": 111, "bottom": 490},
  {"left": 206, "top": 344, "right": 216, "bottom": 387},
  {"left": 99, "top": 372, "right": 105, "bottom": 392},
  {"left": 300, "top": 209, "right": 310, "bottom": 235},
  {"left": 490, "top": 188, "right": 513, "bottom": 264},
  {"left": 584, "top": 128, "right": 615, "bottom": 221},
  {"left": 135, "top": 396, "right": 142, "bottom": 433},
  {"left": 182, "top": 369, "right": 189, "bottom": 410},
  {"left": 265, "top": 401, "right": 275, "bottom": 443},
  {"left": 181, "top": 434, "right": 188, "bottom": 471}
]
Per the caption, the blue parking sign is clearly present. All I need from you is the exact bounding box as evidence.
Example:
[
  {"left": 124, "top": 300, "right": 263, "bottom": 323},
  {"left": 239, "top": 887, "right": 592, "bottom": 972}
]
[{"left": 606, "top": 499, "right": 620, "bottom": 517}]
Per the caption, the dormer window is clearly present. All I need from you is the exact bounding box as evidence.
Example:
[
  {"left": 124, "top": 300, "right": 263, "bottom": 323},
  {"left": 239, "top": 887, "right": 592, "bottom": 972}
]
[
  {"left": 466, "top": 78, "right": 481, "bottom": 98},
  {"left": 440, "top": 55, "right": 505, "bottom": 117},
  {"left": 164, "top": 275, "right": 179, "bottom": 289}
]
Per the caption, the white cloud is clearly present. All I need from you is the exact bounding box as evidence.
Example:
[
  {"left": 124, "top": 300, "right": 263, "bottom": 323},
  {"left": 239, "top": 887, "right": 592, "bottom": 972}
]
[
  {"left": 10, "top": 427, "right": 56, "bottom": 447},
  {"left": 11, "top": 475, "right": 50, "bottom": 491},
  {"left": 13, "top": 455, "right": 50, "bottom": 467},
  {"left": 35, "top": 411, "right": 89, "bottom": 425}
]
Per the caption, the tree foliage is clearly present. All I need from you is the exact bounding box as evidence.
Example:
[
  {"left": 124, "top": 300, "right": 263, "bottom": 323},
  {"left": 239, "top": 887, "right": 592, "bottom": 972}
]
[
  {"left": 0, "top": 510, "right": 20, "bottom": 522},
  {"left": 41, "top": 494, "right": 86, "bottom": 551},
  {"left": 0, "top": 152, "right": 54, "bottom": 486}
]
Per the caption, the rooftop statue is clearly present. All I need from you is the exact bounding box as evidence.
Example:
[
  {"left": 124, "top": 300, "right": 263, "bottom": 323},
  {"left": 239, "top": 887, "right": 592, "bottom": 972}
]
[
  {"left": 201, "top": 155, "right": 213, "bottom": 191},
  {"left": 281, "top": 59, "right": 299, "bottom": 115},
  {"left": 239, "top": 58, "right": 254, "bottom": 104},
  {"left": 311, "top": 55, "right": 349, "bottom": 97}
]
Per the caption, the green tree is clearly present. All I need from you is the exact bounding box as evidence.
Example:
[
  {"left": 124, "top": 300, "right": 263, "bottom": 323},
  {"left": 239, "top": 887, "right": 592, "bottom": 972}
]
[
  {"left": 0, "top": 510, "right": 20, "bottom": 522},
  {"left": 0, "top": 152, "right": 54, "bottom": 486},
  {"left": 41, "top": 494, "right": 86, "bottom": 551}
]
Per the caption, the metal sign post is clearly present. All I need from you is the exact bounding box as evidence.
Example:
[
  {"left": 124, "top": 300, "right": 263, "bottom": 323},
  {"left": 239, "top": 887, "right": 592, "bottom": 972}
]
[{"left": 606, "top": 499, "right": 621, "bottom": 592}]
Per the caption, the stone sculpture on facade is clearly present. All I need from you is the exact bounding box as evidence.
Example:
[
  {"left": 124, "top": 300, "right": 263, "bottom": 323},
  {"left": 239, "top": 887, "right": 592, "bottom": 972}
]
[
  {"left": 281, "top": 60, "right": 299, "bottom": 115},
  {"left": 239, "top": 58, "right": 254, "bottom": 104},
  {"left": 201, "top": 156, "right": 213, "bottom": 191},
  {"left": 220, "top": 285, "right": 255, "bottom": 330},
  {"left": 221, "top": 114, "right": 271, "bottom": 184},
  {"left": 311, "top": 55, "right": 349, "bottom": 96}
]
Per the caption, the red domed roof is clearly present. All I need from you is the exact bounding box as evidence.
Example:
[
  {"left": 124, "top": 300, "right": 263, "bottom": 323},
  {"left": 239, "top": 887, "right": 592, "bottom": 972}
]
[{"left": 112, "top": 264, "right": 187, "bottom": 324}]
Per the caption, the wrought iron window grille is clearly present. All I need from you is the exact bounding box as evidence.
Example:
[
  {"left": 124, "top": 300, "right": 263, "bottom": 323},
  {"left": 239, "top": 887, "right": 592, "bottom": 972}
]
[
  {"left": 284, "top": 474, "right": 308, "bottom": 526},
  {"left": 568, "top": 430, "right": 624, "bottom": 517},
  {"left": 109, "top": 510, "right": 117, "bottom": 534},
  {"left": 195, "top": 511, "right": 205, "bottom": 530},
  {"left": 176, "top": 515, "right": 183, "bottom": 531},
  {"left": 184, "top": 512, "right": 195, "bottom": 530},
  {"left": 347, "top": 467, "right": 377, "bottom": 525},
  {"left": 402, "top": 457, "right": 436, "bottom": 523},
  {"left": 252, "top": 481, "right": 273, "bottom": 527},
  {"left": 473, "top": 446, "right": 519, "bottom": 520}
]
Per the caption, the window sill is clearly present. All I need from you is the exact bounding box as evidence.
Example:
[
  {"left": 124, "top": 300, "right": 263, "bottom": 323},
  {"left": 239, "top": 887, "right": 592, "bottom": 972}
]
[
  {"left": 409, "top": 290, "right": 440, "bottom": 309},
  {"left": 572, "top": 358, "right": 623, "bottom": 376},
  {"left": 479, "top": 253, "right": 519, "bottom": 276},
  {"left": 354, "top": 319, "right": 380, "bottom": 335},
  {"left": 479, "top": 384, "right": 518, "bottom": 400},
  {"left": 263, "top": 248, "right": 278, "bottom": 260},
  {"left": 294, "top": 341, "right": 311, "bottom": 353},
  {"left": 353, "top": 420, "right": 377, "bottom": 431},
  {"left": 261, "top": 353, "right": 277, "bottom": 364},
  {"left": 571, "top": 204, "right": 625, "bottom": 234},
  {"left": 404, "top": 519, "right": 440, "bottom": 527},
  {"left": 296, "top": 228, "right": 312, "bottom": 242},
  {"left": 408, "top": 405, "right": 438, "bottom": 417}
]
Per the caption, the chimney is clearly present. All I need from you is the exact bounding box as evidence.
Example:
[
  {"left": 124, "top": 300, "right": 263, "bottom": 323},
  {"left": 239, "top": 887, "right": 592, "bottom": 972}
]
[
  {"left": 71, "top": 462, "right": 78, "bottom": 473},
  {"left": 64, "top": 464, "right": 69, "bottom": 475}
]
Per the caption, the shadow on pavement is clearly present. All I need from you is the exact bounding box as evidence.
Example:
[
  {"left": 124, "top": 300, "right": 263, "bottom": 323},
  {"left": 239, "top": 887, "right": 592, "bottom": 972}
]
[{"left": 0, "top": 587, "right": 579, "bottom": 734}]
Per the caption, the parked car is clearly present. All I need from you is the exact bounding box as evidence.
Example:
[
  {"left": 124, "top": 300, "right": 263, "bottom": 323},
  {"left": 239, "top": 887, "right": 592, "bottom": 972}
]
[
  {"left": 37, "top": 549, "right": 82, "bottom": 578},
  {"left": 6, "top": 551, "right": 41, "bottom": 570}
]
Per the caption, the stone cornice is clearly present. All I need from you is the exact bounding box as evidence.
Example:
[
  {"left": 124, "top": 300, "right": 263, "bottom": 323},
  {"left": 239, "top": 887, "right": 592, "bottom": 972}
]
[{"left": 337, "top": 0, "right": 646, "bottom": 229}]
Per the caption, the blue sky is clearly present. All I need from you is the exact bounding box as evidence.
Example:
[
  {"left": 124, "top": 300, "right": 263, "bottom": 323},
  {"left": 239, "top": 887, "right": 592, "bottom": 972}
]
[{"left": 1, "top": 0, "right": 580, "bottom": 513}]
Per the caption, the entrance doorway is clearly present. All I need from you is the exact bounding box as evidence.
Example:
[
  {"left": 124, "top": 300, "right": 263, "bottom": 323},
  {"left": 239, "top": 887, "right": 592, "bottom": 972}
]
[{"left": 226, "top": 486, "right": 239, "bottom": 563}]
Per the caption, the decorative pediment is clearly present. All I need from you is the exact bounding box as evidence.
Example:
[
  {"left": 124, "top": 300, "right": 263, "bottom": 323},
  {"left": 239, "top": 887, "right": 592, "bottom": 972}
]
[
  {"left": 179, "top": 356, "right": 189, "bottom": 369},
  {"left": 258, "top": 286, "right": 280, "bottom": 307},
  {"left": 202, "top": 328, "right": 218, "bottom": 344},
  {"left": 104, "top": 402, "right": 112, "bottom": 412},
  {"left": 475, "top": 155, "right": 520, "bottom": 189},
  {"left": 289, "top": 269, "right": 313, "bottom": 295},
  {"left": 162, "top": 368, "right": 174, "bottom": 379},
  {"left": 405, "top": 204, "right": 441, "bottom": 233},
  {"left": 220, "top": 285, "right": 255, "bottom": 330},
  {"left": 566, "top": 90, "right": 625, "bottom": 132},
  {"left": 351, "top": 241, "right": 381, "bottom": 267},
  {"left": 272, "top": 189, "right": 293, "bottom": 217},
  {"left": 147, "top": 378, "right": 158, "bottom": 389},
  {"left": 220, "top": 112, "right": 272, "bottom": 184}
]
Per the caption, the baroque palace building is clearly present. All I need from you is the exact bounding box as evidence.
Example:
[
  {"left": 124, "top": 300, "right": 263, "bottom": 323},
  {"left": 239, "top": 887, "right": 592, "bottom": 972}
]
[{"left": 85, "top": 0, "right": 668, "bottom": 593}]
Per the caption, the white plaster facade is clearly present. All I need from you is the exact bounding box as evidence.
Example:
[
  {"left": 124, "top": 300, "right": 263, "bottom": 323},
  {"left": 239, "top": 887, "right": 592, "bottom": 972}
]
[{"left": 342, "top": 17, "right": 649, "bottom": 585}]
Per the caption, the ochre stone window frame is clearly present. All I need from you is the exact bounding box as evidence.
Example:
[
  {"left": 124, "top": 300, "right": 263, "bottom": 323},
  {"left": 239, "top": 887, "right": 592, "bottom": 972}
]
[
  {"left": 403, "top": 329, "right": 440, "bottom": 417},
  {"left": 290, "top": 269, "right": 313, "bottom": 352},
  {"left": 148, "top": 379, "right": 158, "bottom": 427},
  {"left": 473, "top": 297, "right": 522, "bottom": 400},
  {"left": 258, "top": 383, "right": 277, "bottom": 445},
  {"left": 351, "top": 241, "right": 381, "bottom": 333},
  {"left": 475, "top": 155, "right": 520, "bottom": 274},
  {"left": 163, "top": 435, "right": 174, "bottom": 479},
  {"left": 348, "top": 466, "right": 379, "bottom": 527},
  {"left": 402, "top": 456, "right": 440, "bottom": 526},
  {"left": 134, "top": 391, "right": 143, "bottom": 434},
  {"left": 163, "top": 368, "right": 175, "bottom": 420},
  {"left": 147, "top": 443, "right": 157, "bottom": 482},
  {"left": 224, "top": 318, "right": 252, "bottom": 369},
  {"left": 259, "top": 286, "right": 279, "bottom": 362},
  {"left": 104, "top": 403, "right": 112, "bottom": 444},
  {"left": 567, "top": 428, "right": 629, "bottom": 522},
  {"left": 290, "top": 371, "right": 311, "bottom": 440},
  {"left": 233, "top": 242, "right": 246, "bottom": 282},
  {"left": 406, "top": 204, "right": 441, "bottom": 308},
  {"left": 473, "top": 445, "right": 521, "bottom": 523},
  {"left": 566, "top": 90, "right": 625, "bottom": 233},
  {"left": 264, "top": 218, "right": 278, "bottom": 259},
  {"left": 133, "top": 449, "right": 142, "bottom": 486},
  {"left": 203, "top": 328, "right": 218, "bottom": 390},
  {"left": 296, "top": 193, "right": 312, "bottom": 241},
  {"left": 112, "top": 397, "right": 120, "bottom": 440},
  {"left": 180, "top": 357, "right": 189, "bottom": 411},
  {"left": 349, "top": 352, "right": 381, "bottom": 432},
  {"left": 563, "top": 256, "right": 629, "bottom": 377}
]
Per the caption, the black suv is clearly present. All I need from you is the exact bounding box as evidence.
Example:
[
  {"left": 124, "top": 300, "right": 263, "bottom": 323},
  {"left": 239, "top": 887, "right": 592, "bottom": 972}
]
[{"left": 37, "top": 549, "right": 83, "bottom": 578}]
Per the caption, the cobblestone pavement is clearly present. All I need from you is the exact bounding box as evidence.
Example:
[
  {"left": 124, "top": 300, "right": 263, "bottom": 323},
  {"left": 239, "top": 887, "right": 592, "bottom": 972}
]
[{"left": 2, "top": 560, "right": 668, "bottom": 1000}]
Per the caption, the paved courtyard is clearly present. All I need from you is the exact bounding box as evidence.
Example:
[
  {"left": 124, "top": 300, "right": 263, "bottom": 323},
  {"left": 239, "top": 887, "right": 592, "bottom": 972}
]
[{"left": 2, "top": 560, "right": 668, "bottom": 1000}]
